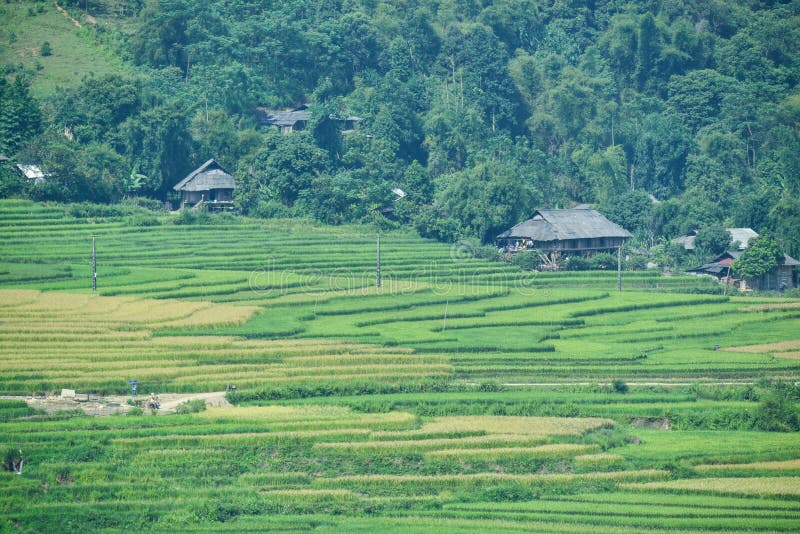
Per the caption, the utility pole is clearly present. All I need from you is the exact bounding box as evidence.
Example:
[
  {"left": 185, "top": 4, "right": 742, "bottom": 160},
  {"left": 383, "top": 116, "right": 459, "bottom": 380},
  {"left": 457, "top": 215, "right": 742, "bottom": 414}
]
[
  {"left": 617, "top": 245, "right": 622, "bottom": 292},
  {"left": 376, "top": 234, "right": 381, "bottom": 288},
  {"left": 91, "top": 235, "right": 97, "bottom": 291}
]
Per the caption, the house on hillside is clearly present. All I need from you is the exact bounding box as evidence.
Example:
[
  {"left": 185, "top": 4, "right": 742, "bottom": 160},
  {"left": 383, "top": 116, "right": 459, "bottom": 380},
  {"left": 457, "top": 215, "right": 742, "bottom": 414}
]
[
  {"left": 496, "top": 208, "right": 632, "bottom": 255},
  {"left": 256, "top": 105, "right": 311, "bottom": 134},
  {"left": 255, "top": 104, "right": 362, "bottom": 134},
  {"left": 689, "top": 250, "right": 799, "bottom": 290},
  {"left": 173, "top": 159, "right": 235, "bottom": 211},
  {"left": 673, "top": 228, "right": 758, "bottom": 251},
  {"left": 15, "top": 164, "right": 48, "bottom": 184}
]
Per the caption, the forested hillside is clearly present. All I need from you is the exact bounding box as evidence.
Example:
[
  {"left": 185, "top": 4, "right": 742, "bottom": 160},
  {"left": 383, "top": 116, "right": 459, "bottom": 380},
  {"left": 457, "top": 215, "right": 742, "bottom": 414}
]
[{"left": 1, "top": 0, "right": 799, "bottom": 253}]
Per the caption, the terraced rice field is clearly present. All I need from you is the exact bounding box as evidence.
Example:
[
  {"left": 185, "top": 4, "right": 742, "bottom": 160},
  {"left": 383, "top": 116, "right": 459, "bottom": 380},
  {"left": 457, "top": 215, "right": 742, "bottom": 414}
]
[{"left": 0, "top": 199, "right": 799, "bottom": 532}]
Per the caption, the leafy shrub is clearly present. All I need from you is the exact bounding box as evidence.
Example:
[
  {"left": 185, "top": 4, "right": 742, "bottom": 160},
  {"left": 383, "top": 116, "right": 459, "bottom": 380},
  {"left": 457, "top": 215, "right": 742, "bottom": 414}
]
[
  {"left": 176, "top": 399, "right": 207, "bottom": 414},
  {"left": 612, "top": 380, "right": 629, "bottom": 394},
  {"left": 477, "top": 381, "right": 505, "bottom": 392},
  {"left": 173, "top": 207, "right": 212, "bottom": 225},
  {"left": 624, "top": 255, "right": 648, "bottom": 271},
  {"left": 125, "top": 213, "right": 160, "bottom": 226},
  {"left": 40, "top": 42, "right": 51, "bottom": 56},
  {"left": 66, "top": 443, "right": 105, "bottom": 462},
  {"left": 127, "top": 406, "right": 143, "bottom": 416},
  {"left": 510, "top": 251, "right": 540, "bottom": 271},
  {"left": 480, "top": 484, "right": 538, "bottom": 502},
  {"left": 755, "top": 383, "right": 800, "bottom": 432},
  {"left": 694, "top": 225, "right": 731, "bottom": 257},
  {"left": 589, "top": 253, "right": 617, "bottom": 270},
  {"left": 122, "top": 196, "right": 164, "bottom": 211},
  {"left": 563, "top": 256, "right": 590, "bottom": 271}
]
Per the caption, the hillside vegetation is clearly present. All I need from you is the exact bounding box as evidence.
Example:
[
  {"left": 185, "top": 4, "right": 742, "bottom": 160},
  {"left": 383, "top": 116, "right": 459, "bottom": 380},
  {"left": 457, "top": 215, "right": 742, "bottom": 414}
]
[{"left": 1, "top": 0, "right": 799, "bottom": 255}]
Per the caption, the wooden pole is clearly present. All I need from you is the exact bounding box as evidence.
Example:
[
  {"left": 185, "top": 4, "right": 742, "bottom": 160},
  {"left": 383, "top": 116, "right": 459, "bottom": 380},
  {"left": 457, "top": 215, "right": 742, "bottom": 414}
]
[
  {"left": 376, "top": 234, "right": 381, "bottom": 288},
  {"left": 91, "top": 235, "right": 97, "bottom": 291},
  {"left": 723, "top": 264, "right": 731, "bottom": 296},
  {"left": 617, "top": 245, "right": 622, "bottom": 292}
]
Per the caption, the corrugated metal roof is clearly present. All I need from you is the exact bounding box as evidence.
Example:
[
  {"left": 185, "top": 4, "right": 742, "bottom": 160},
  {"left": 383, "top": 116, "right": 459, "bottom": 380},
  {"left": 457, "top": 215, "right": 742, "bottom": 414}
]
[
  {"left": 174, "top": 159, "right": 235, "bottom": 191},
  {"left": 673, "top": 228, "right": 758, "bottom": 250},
  {"left": 728, "top": 228, "right": 759, "bottom": 248},
  {"left": 16, "top": 164, "right": 46, "bottom": 179},
  {"left": 497, "top": 209, "right": 632, "bottom": 241}
]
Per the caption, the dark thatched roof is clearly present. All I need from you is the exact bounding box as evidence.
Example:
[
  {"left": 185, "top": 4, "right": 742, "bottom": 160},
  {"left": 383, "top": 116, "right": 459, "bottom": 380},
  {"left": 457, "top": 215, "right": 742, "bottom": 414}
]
[
  {"left": 173, "top": 159, "right": 235, "bottom": 192},
  {"left": 256, "top": 108, "right": 311, "bottom": 127},
  {"left": 497, "top": 209, "right": 632, "bottom": 242}
]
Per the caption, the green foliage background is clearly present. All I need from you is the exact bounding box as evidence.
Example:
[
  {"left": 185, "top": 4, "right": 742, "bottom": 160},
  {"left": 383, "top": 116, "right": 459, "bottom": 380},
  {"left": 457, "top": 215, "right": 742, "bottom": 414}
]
[{"left": 1, "top": 0, "right": 799, "bottom": 254}]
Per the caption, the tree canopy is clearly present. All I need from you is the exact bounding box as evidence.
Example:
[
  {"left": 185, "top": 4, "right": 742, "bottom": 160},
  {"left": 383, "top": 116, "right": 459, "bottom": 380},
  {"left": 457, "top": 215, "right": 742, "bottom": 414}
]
[
  {"left": 733, "top": 235, "right": 784, "bottom": 279},
  {"left": 2, "top": 0, "right": 799, "bottom": 251}
]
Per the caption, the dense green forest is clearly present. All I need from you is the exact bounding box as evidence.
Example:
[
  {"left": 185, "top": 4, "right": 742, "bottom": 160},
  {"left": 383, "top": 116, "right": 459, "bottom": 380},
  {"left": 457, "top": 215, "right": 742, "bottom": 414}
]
[{"left": 1, "top": 0, "right": 799, "bottom": 254}]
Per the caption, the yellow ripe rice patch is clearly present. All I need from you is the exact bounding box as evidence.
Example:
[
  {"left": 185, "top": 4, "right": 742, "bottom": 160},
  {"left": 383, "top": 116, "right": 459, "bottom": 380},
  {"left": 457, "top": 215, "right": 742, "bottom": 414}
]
[
  {"left": 424, "top": 443, "right": 598, "bottom": 460},
  {"left": 283, "top": 354, "right": 444, "bottom": 367},
  {"left": 621, "top": 476, "right": 800, "bottom": 496},
  {"left": 15, "top": 292, "right": 92, "bottom": 311},
  {"left": 0, "top": 332, "right": 151, "bottom": 342},
  {"left": 260, "top": 489, "right": 357, "bottom": 497},
  {"left": 157, "top": 305, "right": 259, "bottom": 328},
  {"left": 170, "top": 363, "right": 449, "bottom": 385},
  {"left": 248, "top": 371, "right": 452, "bottom": 382},
  {"left": 725, "top": 339, "right": 800, "bottom": 353},
  {"left": 0, "top": 289, "right": 40, "bottom": 307},
  {"left": 312, "top": 469, "right": 667, "bottom": 487},
  {"left": 695, "top": 459, "right": 800, "bottom": 471},
  {"left": 314, "top": 434, "right": 548, "bottom": 453},
  {"left": 114, "top": 428, "right": 373, "bottom": 445},
  {"left": 148, "top": 335, "right": 243, "bottom": 346},
  {"left": 0, "top": 359, "right": 197, "bottom": 371},
  {"left": 281, "top": 364, "right": 453, "bottom": 376},
  {"left": 108, "top": 300, "right": 211, "bottom": 323},
  {"left": 418, "top": 416, "right": 613, "bottom": 438},
  {"left": 199, "top": 405, "right": 398, "bottom": 422}
]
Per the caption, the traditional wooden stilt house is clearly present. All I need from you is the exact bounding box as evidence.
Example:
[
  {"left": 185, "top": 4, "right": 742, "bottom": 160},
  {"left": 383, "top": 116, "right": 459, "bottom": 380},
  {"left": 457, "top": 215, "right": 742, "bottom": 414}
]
[
  {"left": 173, "top": 159, "right": 235, "bottom": 211},
  {"left": 496, "top": 209, "right": 632, "bottom": 255}
]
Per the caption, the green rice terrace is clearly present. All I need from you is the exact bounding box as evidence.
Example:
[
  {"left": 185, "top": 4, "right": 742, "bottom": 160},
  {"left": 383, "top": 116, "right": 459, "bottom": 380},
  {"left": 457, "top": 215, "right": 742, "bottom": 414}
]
[{"left": 0, "top": 199, "right": 799, "bottom": 532}]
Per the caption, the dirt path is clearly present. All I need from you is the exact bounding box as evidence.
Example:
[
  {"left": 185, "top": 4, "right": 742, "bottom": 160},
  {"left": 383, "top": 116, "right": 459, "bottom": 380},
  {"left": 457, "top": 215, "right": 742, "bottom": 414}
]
[
  {"left": 54, "top": 1, "right": 82, "bottom": 28},
  {"left": 157, "top": 391, "right": 231, "bottom": 413},
  {"left": 1, "top": 391, "right": 230, "bottom": 416}
]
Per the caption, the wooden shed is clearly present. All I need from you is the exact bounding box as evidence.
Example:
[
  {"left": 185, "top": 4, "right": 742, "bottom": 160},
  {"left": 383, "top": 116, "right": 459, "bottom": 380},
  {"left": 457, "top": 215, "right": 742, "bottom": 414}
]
[
  {"left": 689, "top": 250, "right": 799, "bottom": 291},
  {"left": 173, "top": 159, "right": 235, "bottom": 211},
  {"left": 496, "top": 209, "right": 632, "bottom": 255}
]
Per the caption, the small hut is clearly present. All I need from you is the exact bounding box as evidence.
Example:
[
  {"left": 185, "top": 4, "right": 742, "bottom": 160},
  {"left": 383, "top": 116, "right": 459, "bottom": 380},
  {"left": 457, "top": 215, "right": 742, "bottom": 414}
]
[
  {"left": 496, "top": 209, "right": 632, "bottom": 255},
  {"left": 173, "top": 159, "right": 235, "bottom": 211},
  {"left": 689, "top": 251, "right": 799, "bottom": 291}
]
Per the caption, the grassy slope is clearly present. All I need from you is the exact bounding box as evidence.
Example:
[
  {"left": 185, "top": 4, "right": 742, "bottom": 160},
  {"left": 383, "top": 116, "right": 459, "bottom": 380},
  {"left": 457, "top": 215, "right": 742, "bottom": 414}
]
[{"left": 0, "top": 1, "right": 129, "bottom": 97}]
